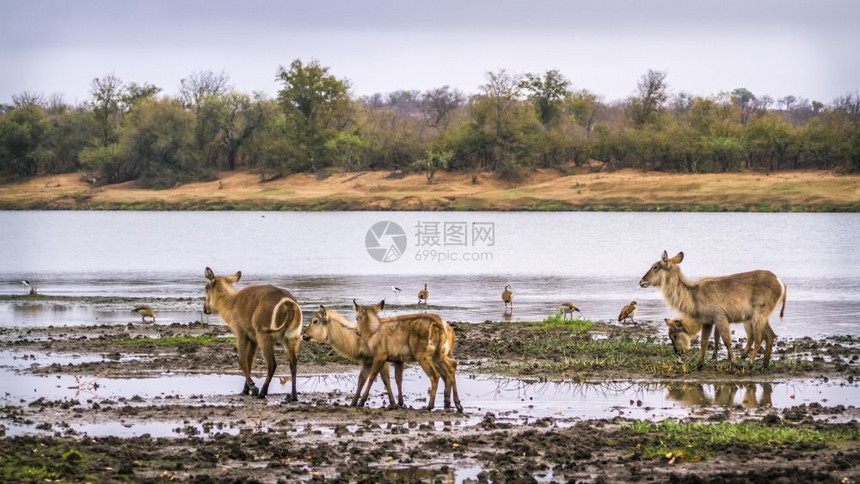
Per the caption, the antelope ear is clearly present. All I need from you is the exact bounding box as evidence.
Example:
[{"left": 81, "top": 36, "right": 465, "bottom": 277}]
[
  {"left": 664, "top": 318, "right": 673, "bottom": 326},
  {"left": 673, "top": 320, "right": 685, "bottom": 330},
  {"left": 205, "top": 267, "right": 215, "bottom": 281},
  {"left": 318, "top": 305, "right": 327, "bottom": 317},
  {"left": 353, "top": 299, "right": 360, "bottom": 311},
  {"left": 226, "top": 271, "right": 241, "bottom": 284},
  {"left": 376, "top": 300, "right": 385, "bottom": 312},
  {"left": 670, "top": 252, "right": 684, "bottom": 264},
  {"left": 661, "top": 250, "right": 669, "bottom": 262}
]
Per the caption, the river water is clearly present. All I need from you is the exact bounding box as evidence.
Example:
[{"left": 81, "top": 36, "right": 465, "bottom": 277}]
[{"left": 0, "top": 211, "right": 858, "bottom": 337}]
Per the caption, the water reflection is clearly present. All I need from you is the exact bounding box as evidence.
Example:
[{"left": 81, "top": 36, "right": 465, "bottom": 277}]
[{"left": 665, "top": 382, "right": 774, "bottom": 408}]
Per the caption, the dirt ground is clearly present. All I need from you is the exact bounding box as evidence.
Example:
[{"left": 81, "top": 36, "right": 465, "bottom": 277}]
[
  {"left": 1, "top": 320, "right": 859, "bottom": 483},
  {"left": 1, "top": 168, "right": 858, "bottom": 211}
]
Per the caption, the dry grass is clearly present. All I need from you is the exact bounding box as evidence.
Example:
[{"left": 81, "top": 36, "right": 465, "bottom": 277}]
[{"left": 1, "top": 168, "right": 858, "bottom": 211}]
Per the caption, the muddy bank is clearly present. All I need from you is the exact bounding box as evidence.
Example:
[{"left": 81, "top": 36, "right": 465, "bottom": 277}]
[
  {"left": 2, "top": 410, "right": 858, "bottom": 483},
  {"left": 2, "top": 321, "right": 860, "bottom": 482},
  {"left": 3, "top": 320, "right": 858, "bottom": 381}
]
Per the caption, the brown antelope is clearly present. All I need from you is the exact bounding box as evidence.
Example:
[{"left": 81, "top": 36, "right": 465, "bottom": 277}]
[
  {"left": 640, "top": 251, "right": 786, "bottom": 369},
  {"left": 559, "top": 302, "right": 581, "bottom": 319},
  {"left": 664, "top": 317, "right": 775, "bottom": 360},
  {"left": 354, "top": 300, "right": 463, "bottom": 412},
  {"left": 303, "top": 305, "right": 402, "bottom": 408},
  {"left": 203, "top": 267, "right": 303, "bottom": 400},
  {"left": 417, "top": 283, "right": 429, "bottom": 305},
  {"left": 132, "top": 305, "right": 156, "bottom": 323},
  {"left": 617, "top": 301, "right": 638, "bottom": 324},
  {"left": 502, "top": 285, "right": 513, "bottom": 312}
]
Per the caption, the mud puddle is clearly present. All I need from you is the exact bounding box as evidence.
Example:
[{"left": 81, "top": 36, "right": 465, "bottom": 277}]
[{"left": 3, "top": 367, "right": 858, "bottom": 438}]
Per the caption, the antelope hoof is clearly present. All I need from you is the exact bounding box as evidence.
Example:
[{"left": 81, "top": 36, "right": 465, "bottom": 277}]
[
  {"left": 456, "top": 402, "right": 464, "bottom": 413},
  {"left": 425, "top": 404, "right": 435, "bottom": 411}
]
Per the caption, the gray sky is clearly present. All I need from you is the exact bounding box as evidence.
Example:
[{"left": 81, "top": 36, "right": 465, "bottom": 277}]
[{"left": 2, "top": 0, "right": 858, "bottom": 105}]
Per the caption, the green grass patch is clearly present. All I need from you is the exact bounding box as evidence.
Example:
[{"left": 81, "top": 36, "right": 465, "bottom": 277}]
[
  {"left": 538, "top": 314, "right": 594, "bottom": 332},
  {"left": 118, "top": 335, "right": 234, "bottom": 346},
  {"left": 626, "top": 420, "right": 860, "bottom": 461},
  {"left": 257, "top": 188, "right": 294, "bottom": 197}
]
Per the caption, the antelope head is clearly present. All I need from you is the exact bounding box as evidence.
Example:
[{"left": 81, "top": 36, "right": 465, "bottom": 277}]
[
  {"left": 354, "top": 299, "right": 384, "bottom": 336},
  {"left": 304, "top": 305, "right": 330, "bottom": 342},
  {"left": 203, "top": 267, "right": 241, "bottom": 315},
  {"left": 639, "top": 250, "right": 684, "bottom": 288},
  {"left": 665, "top": 318, "right": 692, "bottom": 355}
]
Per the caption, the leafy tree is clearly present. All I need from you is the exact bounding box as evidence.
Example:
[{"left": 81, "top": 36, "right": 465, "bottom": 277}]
[
  {"left": 0, "top": 104, "right": 51, "bottom": 177},
  {"left": 121, "top": 98, "right": 208, "bottom": 188},
  {"left": 89, "top": 74, "right": 124, "bottom": 145},
  {"left": 413, "top": 148, "right": 452, "bottom": 182},
  {"left": 520, "top": 69, "right": 570, "bottom": 126},
  {"left": 746, "top": 113, "right": 796, "bottom": 171},
  {"left": 325, "top": 131, "right": 368, "bottom": 171},
  {"left": 122, "top": 82, "right": 161, "bottom": 111},
  {"left": 731, "top": 87, "right": 759, "bottom": 125},
  {"left": 566, "top": 89, "right": 602, "bottom": 135},
  {"left": 180, "top": 71, "right": 232, "bottom": 166},
  {"left": 214, "top": 92, "right": 268, "bottom": 170},
  {"left": 276, "top": 59, "right": 353, "bottom": 173},
  {"left": 629, "top": 70, "right": 668, "bottom": 126}
]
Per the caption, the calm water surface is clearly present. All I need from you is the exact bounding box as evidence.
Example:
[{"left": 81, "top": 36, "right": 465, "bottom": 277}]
[{"left": 0, "top": 211, "right": 858, "bottom": 337}]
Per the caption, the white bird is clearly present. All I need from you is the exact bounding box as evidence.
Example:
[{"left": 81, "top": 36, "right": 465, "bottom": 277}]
[
  {"left": 21, "top": 280, "right": 38, "bottom": 295},
  {"left": 392, "top": 286, "right": 401, "bottom": 302}
]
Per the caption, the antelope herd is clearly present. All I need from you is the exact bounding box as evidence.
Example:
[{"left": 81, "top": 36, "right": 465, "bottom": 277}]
[{"left": 201, "top": 250, "right": 786, "bottom": 410}]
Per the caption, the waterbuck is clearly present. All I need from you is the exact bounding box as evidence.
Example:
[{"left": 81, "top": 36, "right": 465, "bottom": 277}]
[
  {"left": 664, "top": 317, "right": 775, "bottom": 360},
  {"left": 354, "top": 300, "right": 463, "bottom": 412},
  {"left": 303, "top": 305, "right": 403, "bottom": 408},
  {"left": 203, "top": 267, "right": 303, "bottom": 400},
  {"left": 639, "top": 251, "right": 786, "bottom": 369}
]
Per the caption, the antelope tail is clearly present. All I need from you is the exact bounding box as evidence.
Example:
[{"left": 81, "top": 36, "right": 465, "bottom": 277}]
[
  {"left": 264, "top": 298, "right": 303, "bottom": 338},
  {"left": 779, "top": 282, "right": 788, "bottom": 319}
]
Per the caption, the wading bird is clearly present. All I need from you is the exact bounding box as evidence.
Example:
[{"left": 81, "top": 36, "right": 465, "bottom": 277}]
[
  {"left": 559, "top": 302, "right": 581, "bottom": 319},
  {"left": 502, "top": 285, "right": 513, "bottom": 312},
  {"left": 132, "top": 305, "right": 157, "bottom": 323},
  {"left": 417, "top": 283, "right": 428, "bottom": 305},
  {"left": 21, "top": 280, "right": 38, "bottom": 295},
  {"left": 618, "top": 301, "right": 638, "bottom": 324}
]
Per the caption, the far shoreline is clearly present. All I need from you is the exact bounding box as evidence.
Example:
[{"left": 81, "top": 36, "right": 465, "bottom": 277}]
[{"left": 1, "top": 168, "right": 858, "bottom": 212}]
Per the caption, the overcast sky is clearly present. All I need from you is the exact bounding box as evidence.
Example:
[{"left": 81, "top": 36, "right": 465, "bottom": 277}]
[{"left": 2, "top": 0, "right": 858, "bottom": 105}]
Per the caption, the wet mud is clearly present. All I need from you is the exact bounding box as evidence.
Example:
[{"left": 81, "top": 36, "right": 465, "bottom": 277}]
[{"left": 1, "top": 320, "right": 859, "bottom": 482}]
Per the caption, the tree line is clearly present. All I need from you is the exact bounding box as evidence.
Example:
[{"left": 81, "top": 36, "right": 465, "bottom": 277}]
[{"left": 1, "top": 60, "right": 859, "bottom": 188}]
